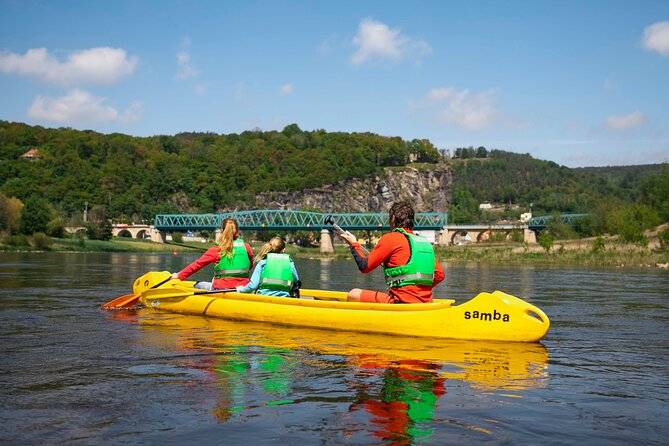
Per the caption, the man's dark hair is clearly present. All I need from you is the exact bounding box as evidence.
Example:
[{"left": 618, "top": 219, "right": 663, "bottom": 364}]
[{"left": 389, "top": 201, "right": 414, "bottom": 230}]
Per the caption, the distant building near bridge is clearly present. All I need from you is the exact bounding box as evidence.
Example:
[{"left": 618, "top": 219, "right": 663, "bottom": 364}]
[{"left": 20, "top": 148, "right": 40, "bottom": 161}]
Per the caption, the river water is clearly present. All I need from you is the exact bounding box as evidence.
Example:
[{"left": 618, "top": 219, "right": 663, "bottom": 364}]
[{"left": 0, "top": 252, "right": 667, "bottom": 445}]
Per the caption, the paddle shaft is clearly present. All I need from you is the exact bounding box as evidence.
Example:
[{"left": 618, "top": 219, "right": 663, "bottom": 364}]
[
  {"left": 324, "top": 216, "right": 370, "bottom": 254},
  {"left": 143, "top": 287, "right": 237, "bottom": 300}
]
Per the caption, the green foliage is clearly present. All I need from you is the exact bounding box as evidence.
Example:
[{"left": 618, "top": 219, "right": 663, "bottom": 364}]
[
  {"left": 449, "top": 187, "right": 479, "bottom": 224},
  {"left": 2, "top": 234, "right": 29, "bottom": 246},
  {"left": 606, "top": 204, "right": 660, "bottom": 245},
  {"left": 591, "top": 236, "right": 606, "bottom": 253},
  {"left": 538, "top": 231, "right": 554, "bottom": 252},
  {"left": 0, "top": 193, "right": 23, "bottom": 233},
  {"left": 571, "top": 215, "right": 599, "bottom": 237},
  {"left": 86, "top": 220, "right": 112, "bottom": 241},
  {"left": 18, "top": 196, "right": 52, "bottom": 235},
  {"left": 30, "top": 232, "right": 52, "bottom": 249},
  {"left": 0, "top": 121, "right": 667, "bottom": 237},
  {"left": 638, "top": 164, "right": 669, "bottom": 222},
  {"left": 409, "top": 139, "right": 441, "bottom": 163},
  {"left": 546, "top": 215, "right": 578, "bottom": 240},
  {"left": 171, "top": 232, "right": 183, "bottom": 243},
  {"left": 293, "top": 230, "right": 318, "bottom": 247},
  {"left": 0, "top": 121, "right": 445, "bottom": 221},
  {"left": 453, "top": 146, "right": 488, "bottom": 159},
  {"left": 659, "top": 228, "right": 669, "bottom": 249},
  {"left": 509, "top": 229, "right": 524, "bottom": 243},
  {"left": 46, "top": 216, "right": 65, "bottom": 238}
]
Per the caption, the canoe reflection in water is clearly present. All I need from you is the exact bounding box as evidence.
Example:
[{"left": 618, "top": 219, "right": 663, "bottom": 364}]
[{"left": 130, "top": 312, "right": 548, "bottom": 441}]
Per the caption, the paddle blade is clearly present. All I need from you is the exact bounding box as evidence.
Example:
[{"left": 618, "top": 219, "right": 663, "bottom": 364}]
[{"left": 100, "top": 293, "right": 141, "bottom": 310}]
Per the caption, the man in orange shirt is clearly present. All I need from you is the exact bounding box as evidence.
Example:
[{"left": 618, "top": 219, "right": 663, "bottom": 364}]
[{"left": 339, "top": 202, "right": 445, "bottom": 303}]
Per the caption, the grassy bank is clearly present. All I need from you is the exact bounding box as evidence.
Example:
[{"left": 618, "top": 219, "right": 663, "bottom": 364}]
[
  {"left": 1, "top": 235, "right": 667, "bottom": 268},
  {"left": 0, "top": 237, "right": 211, "bottom": 253},
  {"left": 437, "top": 242, "right": 669, "bottom": 268}
]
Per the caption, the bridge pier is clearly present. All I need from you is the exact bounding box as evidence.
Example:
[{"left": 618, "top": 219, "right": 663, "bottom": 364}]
[
  {"left": 524, "top": 228, "right": 537, "bottom": 244},
  {"left": 150, "top": 229, "right": 166, "bottom": 243},
  {"left": 320, "top": 229, "right": 334, "bottom": 254},
  {"left": 437, "top": 228, "right": 450, "bottom": 246}
]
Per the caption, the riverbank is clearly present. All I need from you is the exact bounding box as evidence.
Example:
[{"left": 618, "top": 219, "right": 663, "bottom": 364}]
[
  {"left": 437, "top": 242, "right": 669, "bottom": 268},
  {"left": 1, "top": 234, "right": 667, "bottom": 268}
]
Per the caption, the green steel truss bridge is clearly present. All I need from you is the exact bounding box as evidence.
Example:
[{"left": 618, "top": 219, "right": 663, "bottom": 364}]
[
  {"left": 527, "top": 214, "right": 588, "bottom": 230},
  {"left": 154, "top": 210, "right": 449, "bottom": 231},
  {"left": 154, "top": 211, "right": 586, "bottom": 232}
]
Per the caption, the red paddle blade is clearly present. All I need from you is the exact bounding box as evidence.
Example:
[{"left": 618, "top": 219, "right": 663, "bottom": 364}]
[{"left": 100, "top": 293, "right": 141, "bottom": 310}]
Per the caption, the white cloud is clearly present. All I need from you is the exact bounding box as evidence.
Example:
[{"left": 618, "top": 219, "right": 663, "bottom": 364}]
[
  {"left": 27, "top": 89, "right": 142, "bottom": 124},
  {"left": 607, "top": 110, "right": 645, "bottom": 131},
  {"left": 318, "top": 35, "right": 338, "bottom": 55},
  {"left": 643, "top": 21, "right": 669, "bottom": 56},
  {"left": 603, "top": 78, "right": 617, "bottom": 91},
  {"left": 425, "top": 87, "right": 498, "bottom": 130},
  {"left": 279, "top": 83, "right": 294, "bottom": 95},
  {"left": 351, "top": 18, "right": 431, "bottom": 64},
  {"left": 0, "top": 47, "right": 137, "bottom": 86},
  {"left": 233, "top": 82, "right": 246, "bottom": 104},
  {"left": 194, "top": 83, "right": 209, "bottom": 95},
  {"left": 176, "top": 50, "right": 198, "bottom": 80}
]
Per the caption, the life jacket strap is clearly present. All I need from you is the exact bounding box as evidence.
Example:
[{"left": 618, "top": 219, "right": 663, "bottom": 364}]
[
  {"left": 214, "top": 269, "right": 249, "bottom": 278},
  {"left": 387, "top": 272, "right": 434, "bottom": 287},
  {"left": 260, "top": 278, "right": 293, "bottom": 287}
]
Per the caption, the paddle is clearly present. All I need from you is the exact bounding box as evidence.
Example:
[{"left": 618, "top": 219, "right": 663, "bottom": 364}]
[
  {"left": 300, "top": 288, "right": 348, "bottom": 301},
  {"left": 142, "top": 285, "right": 347, "bottom": 302},
  {"left": 324, "top": 215, "right": 369, "bottom": 254},
  {"left": 101, "top": 271, "right": 172, "bottom": 310},
  {"left": 142, "top": 287, "right": 236, "bottom": 301}
]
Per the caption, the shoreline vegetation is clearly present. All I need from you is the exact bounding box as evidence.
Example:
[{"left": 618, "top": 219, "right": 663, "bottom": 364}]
[{"left": 2, "top": 231, "right": 667, "bottom": 269}]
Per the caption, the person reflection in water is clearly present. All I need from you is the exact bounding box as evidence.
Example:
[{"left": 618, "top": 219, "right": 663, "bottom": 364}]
[{"left": 348, "top": 356, "right": 446, "bottom": 444}]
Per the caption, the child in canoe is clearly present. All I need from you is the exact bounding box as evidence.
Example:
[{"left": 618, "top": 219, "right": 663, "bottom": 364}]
[
  {"left": 236, "top": 236, "right": 300, "bottom": 297},
  {"left": 171, "top": 218, "right": 254, "bottom": 290}
]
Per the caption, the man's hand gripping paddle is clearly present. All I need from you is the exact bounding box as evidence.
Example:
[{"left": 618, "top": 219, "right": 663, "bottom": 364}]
[{"left": 324, "top": 215, "right": 369, "bottom": 254}]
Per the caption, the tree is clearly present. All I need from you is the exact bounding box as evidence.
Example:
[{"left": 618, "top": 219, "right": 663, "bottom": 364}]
[
  {"left": 639, "top": 165, "right": 669, "bottom": 222},
  {"left": 476, "top": 146, "right": 488, "bottom": 158},
  {"left": 281, "top": 123, "right": 302, "bottom": 138},
  {"left": 659, "top": 228, "right": 669, "bottom": 250},
  {"left": 86, "top": 206, "right": 113, "bottom": 240},
  {"left": 18, "top": 196, "right": 52, "bottom": 235},
  {"left": 538, "top": 231, "right": 554, "bottom": 252},
  {"left": 449, "top": 188, "right": 479, "bottom": 224},
  {"left": 606, "top": 204, "right": 659, "bottom": 245},
  {"left": 46, "top": 216, "right": 66, "bottom": 238},
  {"left": 0, "top": 193, "right": 23, "bottom": 234}
]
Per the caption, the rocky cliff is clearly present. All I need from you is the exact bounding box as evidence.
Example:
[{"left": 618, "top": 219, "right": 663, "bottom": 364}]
[{"left": 255, "top": 166, "right": 452, "bottom": 213}]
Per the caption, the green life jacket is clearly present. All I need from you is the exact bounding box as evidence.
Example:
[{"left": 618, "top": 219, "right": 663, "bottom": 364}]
[
  {"left": 384, "top": 228, "right": 435, "bottom": 288},
  {"left": 213, "top": 238, "right": 251, "bottom": 278},
  {"left": 259, "top": 253, "right": 294, "bottom": 292}
]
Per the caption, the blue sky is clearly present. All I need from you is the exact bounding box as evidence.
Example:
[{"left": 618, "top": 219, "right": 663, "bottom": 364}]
[{"left": 1, "top": 0, "right": 668, "bottom": 167}]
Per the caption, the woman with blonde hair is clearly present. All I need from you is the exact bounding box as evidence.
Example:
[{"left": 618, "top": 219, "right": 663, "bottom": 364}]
[
  {"left": 236, "top": 236, "right": 300, "bottom": 297},
  {"left": 171, "top": 218, "right": 253, "bottom": 290}
]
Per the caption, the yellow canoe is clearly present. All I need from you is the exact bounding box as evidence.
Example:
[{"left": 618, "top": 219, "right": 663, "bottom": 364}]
[{"left": 134, "top": 271, "right": 550, "bottom": 342}]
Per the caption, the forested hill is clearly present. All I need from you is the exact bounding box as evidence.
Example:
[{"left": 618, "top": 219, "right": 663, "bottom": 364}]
[
  {"left": 0, "top": 120, "right": 441, "bottom": 219},
  {"left": 0, "top": 120, "right": 667, "bottom": 230},
  {"left": 447, "top": 150, "right": 668, "bottom": 222}
]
